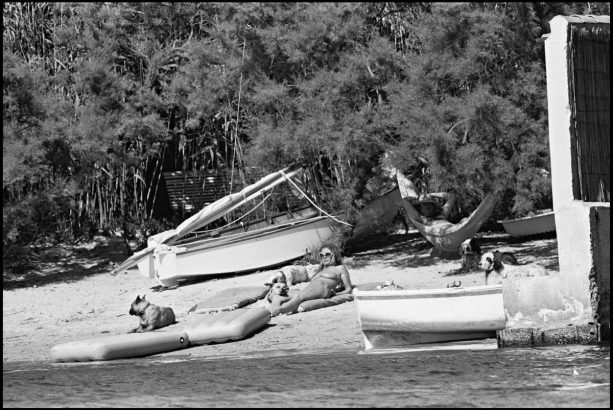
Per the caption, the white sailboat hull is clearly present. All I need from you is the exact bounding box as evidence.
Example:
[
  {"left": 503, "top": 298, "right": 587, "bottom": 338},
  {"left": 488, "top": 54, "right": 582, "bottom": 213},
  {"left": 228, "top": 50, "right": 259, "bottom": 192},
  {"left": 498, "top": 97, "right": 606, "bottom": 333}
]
[
  {"left": 117, "top": 164, "right": 344, "bottom": 287},
  {"left": 141, "top": 216, "right": 336, "bottom": 286},
  {"left": 354, "top": 285, "right": 506, "bottom": 350}
]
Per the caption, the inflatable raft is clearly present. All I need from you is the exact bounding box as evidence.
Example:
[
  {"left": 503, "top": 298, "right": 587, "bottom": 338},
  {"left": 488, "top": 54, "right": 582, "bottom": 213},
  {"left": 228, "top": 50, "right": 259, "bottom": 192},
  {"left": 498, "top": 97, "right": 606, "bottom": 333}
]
[
  {"left": 51, "top": 308, "right": 271, "bottom": 362},
  {"left": 184, "top": 307, "right": 271, "bottom": 345},
  {"left": 51, "top": 330, "right": 190, "bottom": 362}
]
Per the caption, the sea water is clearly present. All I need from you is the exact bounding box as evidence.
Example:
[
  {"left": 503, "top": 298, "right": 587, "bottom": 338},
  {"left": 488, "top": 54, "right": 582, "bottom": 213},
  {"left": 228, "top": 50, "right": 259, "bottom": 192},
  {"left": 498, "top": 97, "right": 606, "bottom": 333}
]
[{"left": 3, "top": 344, "right": 609, "bottom": 408}]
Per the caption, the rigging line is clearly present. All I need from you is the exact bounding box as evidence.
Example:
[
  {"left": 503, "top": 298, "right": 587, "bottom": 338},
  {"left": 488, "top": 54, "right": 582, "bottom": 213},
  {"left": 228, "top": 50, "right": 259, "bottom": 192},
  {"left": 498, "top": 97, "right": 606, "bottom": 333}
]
[
  {"left": 280, "top": 171, "right": 353, "bottom": 227},
  {"left": 190, "top": 193, "right": 273, "bottom": 235}
]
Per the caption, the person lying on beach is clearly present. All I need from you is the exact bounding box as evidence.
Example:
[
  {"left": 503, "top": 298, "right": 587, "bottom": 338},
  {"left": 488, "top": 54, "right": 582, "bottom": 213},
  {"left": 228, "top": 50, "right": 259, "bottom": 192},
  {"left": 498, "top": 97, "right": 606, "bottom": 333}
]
[
  {"left": 268, "top": 243, "right": 354, "bottom": 317},
  {"left": 266, "top": 264, "right": 319, "bottom": 286}
]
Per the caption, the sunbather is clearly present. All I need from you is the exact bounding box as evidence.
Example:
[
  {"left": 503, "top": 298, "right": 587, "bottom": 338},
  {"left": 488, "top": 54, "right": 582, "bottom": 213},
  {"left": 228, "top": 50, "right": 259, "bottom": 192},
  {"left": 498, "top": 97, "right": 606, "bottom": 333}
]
[{"left": 270, "top": 243, "right": 354, "bottom": 316}]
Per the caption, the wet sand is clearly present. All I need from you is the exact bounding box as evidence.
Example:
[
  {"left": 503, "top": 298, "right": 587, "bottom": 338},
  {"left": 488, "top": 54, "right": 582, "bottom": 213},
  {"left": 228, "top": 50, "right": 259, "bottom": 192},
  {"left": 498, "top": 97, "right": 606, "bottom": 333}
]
[{"left": 2, "top": 231, "right": 559, "bottom": 363}]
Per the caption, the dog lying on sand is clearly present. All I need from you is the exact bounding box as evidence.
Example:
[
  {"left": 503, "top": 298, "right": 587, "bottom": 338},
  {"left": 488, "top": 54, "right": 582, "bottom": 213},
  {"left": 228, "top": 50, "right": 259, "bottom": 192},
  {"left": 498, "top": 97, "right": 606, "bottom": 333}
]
[
  {"left": 479, "top": 252, "right": 549, "bottom": 285},
  {"left": 128, "top": 294, "right": 176, "bottom": 333},
  {"left": 262, "top": 282, "right": 291, "bottom": 316},
  {"left": 458, "top": 238, "right": 519, "bottom": 272}
]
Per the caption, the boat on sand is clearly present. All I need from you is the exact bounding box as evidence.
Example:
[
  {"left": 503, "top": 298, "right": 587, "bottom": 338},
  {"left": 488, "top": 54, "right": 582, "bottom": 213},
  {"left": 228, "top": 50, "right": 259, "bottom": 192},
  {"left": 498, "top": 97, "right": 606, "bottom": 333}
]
[
  {"left": 115, "top": 163, "right": 340, "bottom": 287},
  {"left": 353, "top": 284, "right": 506, "bottom": 350},
  {"left": 499, "top": 211, "right": 556, "bottom": 237}
]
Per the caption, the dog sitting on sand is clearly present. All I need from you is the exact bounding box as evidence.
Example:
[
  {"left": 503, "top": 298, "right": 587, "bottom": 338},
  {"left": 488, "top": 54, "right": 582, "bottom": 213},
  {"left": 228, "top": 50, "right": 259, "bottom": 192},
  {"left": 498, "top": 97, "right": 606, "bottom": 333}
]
[
  {"left": 479, "top": 252, "right": 549, "bottom": 285},
  {"left": 128, "top": 294, "right": 176, "bottom": 333},
  {"left": 458, "top": 238, "right": 519, "bottom": 272}
]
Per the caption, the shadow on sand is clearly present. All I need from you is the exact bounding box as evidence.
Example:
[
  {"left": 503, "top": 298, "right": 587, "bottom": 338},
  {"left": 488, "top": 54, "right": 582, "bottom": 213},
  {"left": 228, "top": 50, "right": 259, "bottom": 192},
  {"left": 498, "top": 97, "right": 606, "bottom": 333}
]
[
  {"left": 345, "top": 231, "right": 559, "bottom": 273},
  {"left": 345, "top": 232, "right": 451, "bottom": 271},
  {"left": 4, "top": 231, "right": 559, "bottom": 291},
  {"left": 3, "top": 238, "right": 131, "bottom": 291}
]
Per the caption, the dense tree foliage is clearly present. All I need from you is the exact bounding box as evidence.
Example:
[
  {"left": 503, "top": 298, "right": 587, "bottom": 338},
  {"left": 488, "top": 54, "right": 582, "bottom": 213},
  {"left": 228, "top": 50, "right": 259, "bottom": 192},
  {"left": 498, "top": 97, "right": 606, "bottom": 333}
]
[{"left": 3, "top": 2, "right": 609, "bottom": 270}]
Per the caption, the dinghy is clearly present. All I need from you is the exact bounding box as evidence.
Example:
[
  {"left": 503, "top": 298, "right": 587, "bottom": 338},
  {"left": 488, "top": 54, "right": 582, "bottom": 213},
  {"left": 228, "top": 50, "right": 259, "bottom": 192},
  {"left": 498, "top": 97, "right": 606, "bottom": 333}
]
[{"left": 353, "top": 284, "right": 506, "bottom": 350}]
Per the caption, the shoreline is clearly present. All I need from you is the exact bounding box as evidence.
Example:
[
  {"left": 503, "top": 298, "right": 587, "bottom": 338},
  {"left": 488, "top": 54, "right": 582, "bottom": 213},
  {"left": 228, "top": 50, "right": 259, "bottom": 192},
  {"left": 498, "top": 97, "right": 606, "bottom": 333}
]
[{"left": 2, "top": 231, "right": 559, "bottom": 364}]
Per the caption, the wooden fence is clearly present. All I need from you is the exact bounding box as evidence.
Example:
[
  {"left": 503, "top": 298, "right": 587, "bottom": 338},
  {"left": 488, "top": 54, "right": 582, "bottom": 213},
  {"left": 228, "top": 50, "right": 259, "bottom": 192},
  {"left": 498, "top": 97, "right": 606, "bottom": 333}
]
[{"left": 568, "top": 23, "right": 610, "bottom": 202}]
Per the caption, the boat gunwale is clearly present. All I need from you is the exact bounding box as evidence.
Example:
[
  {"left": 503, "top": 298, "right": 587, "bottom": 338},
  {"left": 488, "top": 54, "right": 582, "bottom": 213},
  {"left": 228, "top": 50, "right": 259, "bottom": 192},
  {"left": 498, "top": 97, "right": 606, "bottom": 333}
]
[
  {"left": 353, "top": 285, "right": 502, "bottom": 300},
  {"left": 169, "top": 216, "right": 335, "bottom": 254},
  {"left": 497, "top": 210, "right": 555, "bottom": 225},
  {"left": 172, "top": 205, "right": 321, "bottom": 245}
]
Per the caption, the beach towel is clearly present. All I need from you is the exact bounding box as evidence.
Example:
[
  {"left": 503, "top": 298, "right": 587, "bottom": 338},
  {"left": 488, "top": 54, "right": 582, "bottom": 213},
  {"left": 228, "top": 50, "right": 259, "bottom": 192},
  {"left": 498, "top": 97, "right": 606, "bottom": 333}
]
[{"left": 188, "top": 285, "right": 270, "bottom": 314}]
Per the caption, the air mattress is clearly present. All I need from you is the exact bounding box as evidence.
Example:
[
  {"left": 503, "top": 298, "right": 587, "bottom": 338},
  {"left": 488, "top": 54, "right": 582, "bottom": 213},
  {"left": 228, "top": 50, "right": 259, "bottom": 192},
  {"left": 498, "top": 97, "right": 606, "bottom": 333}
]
[
  {"left": 297, "top": 293, "right": 354, "bottom": 312},
  {"left": 51, "top": 330, "right": 190, "bottom": 362},
  {"left": 184, "top": 307, "right": 271, "bottom": 345}
]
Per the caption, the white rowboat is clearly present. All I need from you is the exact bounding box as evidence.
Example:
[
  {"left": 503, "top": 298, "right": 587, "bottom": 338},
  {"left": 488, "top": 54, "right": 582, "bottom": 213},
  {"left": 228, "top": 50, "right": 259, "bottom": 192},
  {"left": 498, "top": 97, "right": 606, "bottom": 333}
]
[{"left": 353, "top": 285, "right": 506, "bottom": 350}]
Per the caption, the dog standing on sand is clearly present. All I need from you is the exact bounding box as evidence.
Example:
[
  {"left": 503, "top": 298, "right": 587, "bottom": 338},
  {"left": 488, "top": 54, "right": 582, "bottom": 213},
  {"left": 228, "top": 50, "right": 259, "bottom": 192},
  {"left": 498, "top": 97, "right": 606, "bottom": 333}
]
[
  {"left": 479, "top": 252, "right": 549, "bottom": 285},
  {"left": 128, "top": 294, "right": 176, "bottom": 333}
]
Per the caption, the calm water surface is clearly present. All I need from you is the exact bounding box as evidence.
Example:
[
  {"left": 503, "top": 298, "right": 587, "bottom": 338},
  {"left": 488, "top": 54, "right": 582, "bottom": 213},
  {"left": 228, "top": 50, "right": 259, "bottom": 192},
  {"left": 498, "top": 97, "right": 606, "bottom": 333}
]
[{"left": 3, "top": 344, "right": 609, "bottom": 407}]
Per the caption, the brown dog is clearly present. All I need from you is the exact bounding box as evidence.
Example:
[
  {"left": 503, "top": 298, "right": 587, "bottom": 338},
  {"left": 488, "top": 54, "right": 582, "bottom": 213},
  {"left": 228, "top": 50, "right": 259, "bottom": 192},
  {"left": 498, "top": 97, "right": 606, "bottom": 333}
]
[{"left": 128, "top": 294, "right": 176, "bottom": 333}]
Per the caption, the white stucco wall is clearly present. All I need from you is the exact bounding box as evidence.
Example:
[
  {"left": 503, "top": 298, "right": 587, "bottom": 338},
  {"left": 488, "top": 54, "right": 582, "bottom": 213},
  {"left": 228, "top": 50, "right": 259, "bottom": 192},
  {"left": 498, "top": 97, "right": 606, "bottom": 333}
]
[{"left": 502, "top": 16, "right": 610, "bottom": 336}]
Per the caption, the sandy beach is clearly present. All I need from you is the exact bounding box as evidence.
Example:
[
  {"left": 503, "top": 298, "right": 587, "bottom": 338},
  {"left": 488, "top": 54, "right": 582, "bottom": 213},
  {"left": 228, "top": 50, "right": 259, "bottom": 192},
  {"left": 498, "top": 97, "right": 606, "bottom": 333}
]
[{"left": 3, "top": 231, "right": 559, "bottom": 364}]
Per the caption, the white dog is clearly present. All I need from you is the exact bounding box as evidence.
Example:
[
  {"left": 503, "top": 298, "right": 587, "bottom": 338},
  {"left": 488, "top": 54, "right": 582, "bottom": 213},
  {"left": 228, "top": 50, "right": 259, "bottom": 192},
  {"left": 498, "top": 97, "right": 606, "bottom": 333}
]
[
  {"left": 479, "top": 252, "right": 548, "bottom": 285},
  {"left": 265, "top": 282, "right": 289, "bottom": 302},
  {"left": 261, "top": 282, "right": 291, "bottom": 316},
  {"left": 459, "top": 238, "right": 519, "bottom": 272}
]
